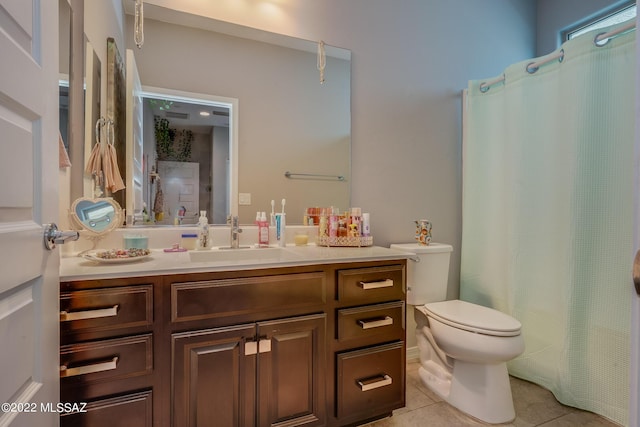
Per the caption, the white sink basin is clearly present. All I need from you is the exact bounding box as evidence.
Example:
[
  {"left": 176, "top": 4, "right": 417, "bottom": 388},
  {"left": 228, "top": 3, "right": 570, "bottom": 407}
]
[{"left": 188, "top": 246, "right": 302, "bottom": 264}]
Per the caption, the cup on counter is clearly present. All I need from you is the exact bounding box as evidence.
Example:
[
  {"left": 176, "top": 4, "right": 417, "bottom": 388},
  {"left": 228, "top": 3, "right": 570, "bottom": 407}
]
[
  {"left": 123, "top": 234, "right": 149, "bottom": 249},
  {"left": 294, "top": 232, "right": 309, "bottom": 246}
]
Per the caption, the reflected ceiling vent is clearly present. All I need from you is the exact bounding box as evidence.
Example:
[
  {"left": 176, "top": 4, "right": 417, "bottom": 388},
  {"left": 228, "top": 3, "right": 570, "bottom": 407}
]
[
  {"left": 165, "top": 111, "right": 190, "bottom": 120},
  {"left": 212, "top": 110, "right": 229, "bottom": 117}
]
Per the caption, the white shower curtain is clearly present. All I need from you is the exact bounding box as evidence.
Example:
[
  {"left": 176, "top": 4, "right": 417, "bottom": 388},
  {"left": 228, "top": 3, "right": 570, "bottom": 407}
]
[{"left": 461, "top": 21, "right": 635, "bottom": 426}]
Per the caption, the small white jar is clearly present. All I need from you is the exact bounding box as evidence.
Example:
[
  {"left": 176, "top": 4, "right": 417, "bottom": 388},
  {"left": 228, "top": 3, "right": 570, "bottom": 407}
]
[{"left": 181, "top": 233, "right": 198, "bottom": 250}]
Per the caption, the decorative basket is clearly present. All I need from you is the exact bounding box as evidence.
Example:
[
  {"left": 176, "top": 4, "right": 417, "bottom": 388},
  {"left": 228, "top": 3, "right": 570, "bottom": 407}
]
[{"left": 316, "top": 235, "right": 373, "bottom": 247}]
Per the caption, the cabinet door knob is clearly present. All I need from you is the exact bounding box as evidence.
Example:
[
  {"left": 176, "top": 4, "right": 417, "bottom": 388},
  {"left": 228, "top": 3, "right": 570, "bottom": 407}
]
[{"left": 258, "top": 338, "right": 272, "bottom": 353}]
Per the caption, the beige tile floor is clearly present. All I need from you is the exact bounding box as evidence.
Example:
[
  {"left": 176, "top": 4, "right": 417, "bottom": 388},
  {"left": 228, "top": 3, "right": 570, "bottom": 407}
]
[{"left": 361, "top": 360, "right": 621, "bottom": 427}]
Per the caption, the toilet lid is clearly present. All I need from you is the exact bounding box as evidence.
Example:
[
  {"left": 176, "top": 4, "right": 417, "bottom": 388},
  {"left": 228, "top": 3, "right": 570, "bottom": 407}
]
[{"left": 424, "top": 300, "right": 521, "bottom": 337}]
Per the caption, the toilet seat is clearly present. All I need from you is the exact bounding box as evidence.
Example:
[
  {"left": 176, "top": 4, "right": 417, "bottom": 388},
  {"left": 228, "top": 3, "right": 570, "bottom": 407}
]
[{"left": 424, "top": 300, "right": 521, "bottom": 337}]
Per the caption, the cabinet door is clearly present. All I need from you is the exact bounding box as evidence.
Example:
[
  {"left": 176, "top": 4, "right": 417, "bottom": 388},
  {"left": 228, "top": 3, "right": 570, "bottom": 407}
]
[
  {"left": 257, "top": 314, "right": 326, "bottom": 427},
  {"left": 172, "top": 324, "right": 256, "bottom": 427}
]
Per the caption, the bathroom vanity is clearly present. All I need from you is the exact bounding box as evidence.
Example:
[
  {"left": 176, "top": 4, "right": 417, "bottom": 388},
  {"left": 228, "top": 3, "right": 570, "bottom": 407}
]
[{"left": 59, "top": 246, "right": 408, "bottom": 427}]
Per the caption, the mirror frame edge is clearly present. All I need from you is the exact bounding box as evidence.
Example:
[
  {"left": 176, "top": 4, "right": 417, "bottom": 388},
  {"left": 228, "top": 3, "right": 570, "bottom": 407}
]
[{"left": 68, "top": 0, "right": 85, "bottom": 202}]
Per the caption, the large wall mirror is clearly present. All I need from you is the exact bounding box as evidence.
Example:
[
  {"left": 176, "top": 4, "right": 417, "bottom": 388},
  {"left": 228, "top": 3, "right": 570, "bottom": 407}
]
[
  {"left": 73, "top": 1, "right": 351, "bottom": 226},
  {"left": 70, "top": 0, "right": 351, "bottom": 225}
]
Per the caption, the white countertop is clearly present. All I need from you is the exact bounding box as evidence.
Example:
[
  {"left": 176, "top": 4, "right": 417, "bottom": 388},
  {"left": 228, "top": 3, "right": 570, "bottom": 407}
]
[{"left": 60, "top": 245, "right": 411, "bottom": 281}]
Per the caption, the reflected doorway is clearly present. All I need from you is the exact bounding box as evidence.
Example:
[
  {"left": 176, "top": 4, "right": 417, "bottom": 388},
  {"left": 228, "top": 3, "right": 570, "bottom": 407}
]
[{"left": 141, "top": 89, "right": 234, "bottom": 225}]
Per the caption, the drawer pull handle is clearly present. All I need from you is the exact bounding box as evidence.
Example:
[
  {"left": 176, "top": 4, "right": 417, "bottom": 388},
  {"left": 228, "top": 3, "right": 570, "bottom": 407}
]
[
  {"left": 60, "top": 356, "right": 119, "bottom": 378},
  {"left": 358, "top": 316, "right": 393, "bottom": 329},
  {"left": 60, "top": 304, "right": 119, "bottom": 322},
  {"left": 357, "top": 374, "right": 392, "bottom": 392},
  {"left": 358, "top": 279, "right": 394, "bottom": 290}
]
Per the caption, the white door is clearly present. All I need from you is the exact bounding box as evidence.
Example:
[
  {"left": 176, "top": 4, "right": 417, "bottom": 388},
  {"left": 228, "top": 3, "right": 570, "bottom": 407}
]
[
  {"left": 0, "top": 1, "right": 60, "bottom": 426},
  {"left": 157, "top": 161, "right": 200, "bottom": 223},
  {"left": 126, "top": 49, "right": 144, "bottom": 221}
]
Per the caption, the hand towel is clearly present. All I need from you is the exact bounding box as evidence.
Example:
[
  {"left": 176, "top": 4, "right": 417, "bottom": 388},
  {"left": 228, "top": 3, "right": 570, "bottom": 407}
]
[{"left": 59, "top": 131, "right": 71, "bottom": 168}]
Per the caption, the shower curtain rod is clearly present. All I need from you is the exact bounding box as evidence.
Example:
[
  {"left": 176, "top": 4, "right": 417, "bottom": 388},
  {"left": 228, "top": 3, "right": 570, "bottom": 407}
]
[
  {"left": 594, "top": 20, "right": 635, "bottom": 45},
  {"left": 479, "top": 21, "right": 636, "bottom": 93}
]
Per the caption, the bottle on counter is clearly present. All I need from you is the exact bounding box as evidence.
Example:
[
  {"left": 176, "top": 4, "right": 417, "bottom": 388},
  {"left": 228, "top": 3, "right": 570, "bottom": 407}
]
[
  {"left": 196, "top": 210, "right": 210, "bottom": 250},
  {"left": 258, "top": 212, "right": 269, "bottom": 247}
]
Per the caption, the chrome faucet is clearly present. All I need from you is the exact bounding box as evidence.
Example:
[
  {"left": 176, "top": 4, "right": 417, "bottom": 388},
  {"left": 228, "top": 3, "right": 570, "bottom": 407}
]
[{"left": 228, "top": 215, "right": 243, "bottom": 248}]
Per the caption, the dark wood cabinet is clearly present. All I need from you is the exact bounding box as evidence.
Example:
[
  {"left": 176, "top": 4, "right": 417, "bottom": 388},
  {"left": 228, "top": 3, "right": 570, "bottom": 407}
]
[
  {"left": 256, "top": 314, "right": 326, "bottom": 427},
  {"left": 171, "top": 314, "right": 326, "bottom": 427},
  {"left": 60, "top": 258, "right": 405, "bottom": 427},
  {"left": 336, "top": 342, "right": 404, "bottom": 422},
  {"left": 172, "top": 323, "right": 256, "bottom": 427},
  {"left": 59, "top": 276, "right": 161, "bottom": 427},
  {"left": 329, "top": 263, "right": 406, "bottom": 426}
]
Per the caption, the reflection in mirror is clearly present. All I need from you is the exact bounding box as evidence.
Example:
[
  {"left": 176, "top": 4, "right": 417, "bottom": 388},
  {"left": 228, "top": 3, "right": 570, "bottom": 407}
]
[
  {"left": 83, "top": 41, "right": 101, "bottom": 195},
  {"left": 70, "top": 197, "right": 124, "bottom": 256},
  {"left": 122, "top": 7, "right": 351, "bottom": 225},
  {"left": 70, "top": 198, "right": 123, "bottom": 234},
  {"left": 58, "top": 0, "right": 71, "bottom": 154},
  {"left": 142, "top": 92, "right": 232, "bottom": 225}
]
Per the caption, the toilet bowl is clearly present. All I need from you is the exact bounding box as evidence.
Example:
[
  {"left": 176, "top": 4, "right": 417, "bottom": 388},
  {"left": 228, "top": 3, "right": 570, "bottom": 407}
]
[
  {"left": 416, "top": 301, "right": 524, "bottom": 423},
  {"left": 390, "top": 243, "right": 525, "bottom": 424}
]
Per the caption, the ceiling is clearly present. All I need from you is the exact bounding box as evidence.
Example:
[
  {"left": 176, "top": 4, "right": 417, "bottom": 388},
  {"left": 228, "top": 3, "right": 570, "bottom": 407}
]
[{"left": 146, "top": 96, "right": 230, "bottom": 133}]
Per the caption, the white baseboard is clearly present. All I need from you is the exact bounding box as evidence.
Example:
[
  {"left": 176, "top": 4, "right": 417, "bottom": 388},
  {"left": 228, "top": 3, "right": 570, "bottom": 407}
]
[{"left": 407, "top": 346, "right": 419, "bottom": 361}]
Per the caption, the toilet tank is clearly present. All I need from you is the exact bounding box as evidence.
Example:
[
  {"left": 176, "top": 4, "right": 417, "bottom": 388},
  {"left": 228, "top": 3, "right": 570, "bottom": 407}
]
[{"left": 389, "top": 243, "right": 453, "bottom": 305}]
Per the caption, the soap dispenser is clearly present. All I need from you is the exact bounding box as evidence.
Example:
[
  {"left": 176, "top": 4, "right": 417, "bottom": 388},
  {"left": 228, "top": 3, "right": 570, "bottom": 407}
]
[{"left": 197, "top": 210, "right": 210, "bottom": 250}]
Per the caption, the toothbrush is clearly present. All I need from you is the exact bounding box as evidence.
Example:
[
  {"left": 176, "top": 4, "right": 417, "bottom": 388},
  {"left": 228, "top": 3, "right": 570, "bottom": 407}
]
[
  {"left": 270, "top": 200, "right": 276, "bottom": 226},
  {"left": 281, "top": 198, "right": 286, "bottom": 214}
]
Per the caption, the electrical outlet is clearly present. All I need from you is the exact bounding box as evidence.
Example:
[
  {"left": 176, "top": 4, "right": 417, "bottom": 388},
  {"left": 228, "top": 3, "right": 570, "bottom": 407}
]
[{"left": 239, "top": 193, "right": 252, "bottom": 205}]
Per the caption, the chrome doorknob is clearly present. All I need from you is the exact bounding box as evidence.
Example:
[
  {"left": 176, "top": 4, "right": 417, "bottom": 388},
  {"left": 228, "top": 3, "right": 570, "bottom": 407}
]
[{"left": 44, "top": 223, "right": 79, "bottom": 250}]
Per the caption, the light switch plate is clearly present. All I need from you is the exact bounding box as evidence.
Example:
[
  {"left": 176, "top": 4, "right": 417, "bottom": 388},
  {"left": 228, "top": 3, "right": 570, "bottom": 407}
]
[{"left": 239, "top": 193, "right": 252, "bottom": 205}]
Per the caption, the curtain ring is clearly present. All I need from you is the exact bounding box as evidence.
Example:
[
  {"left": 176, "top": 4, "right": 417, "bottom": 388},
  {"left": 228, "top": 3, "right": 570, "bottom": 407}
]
[{"left": 594, "top": 32, "right": 610, "bottom": 47}]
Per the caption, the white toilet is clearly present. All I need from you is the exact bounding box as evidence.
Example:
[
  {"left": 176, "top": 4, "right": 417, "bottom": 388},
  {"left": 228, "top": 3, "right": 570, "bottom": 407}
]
[{"left": 390, "top": 243, "right": 525, "bottom": 424}]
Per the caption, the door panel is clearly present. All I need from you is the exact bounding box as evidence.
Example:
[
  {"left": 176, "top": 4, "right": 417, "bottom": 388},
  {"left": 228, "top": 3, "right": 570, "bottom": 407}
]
[
  {"left": 172, "top": 324, "right": 256, "bottom": 427},
  {"left": 257, "top": 314, "right": 326, "bottom": 427},
  {"left": 0, "top": 0, "right": 59, "bottom": 425},
  {"left": 158, "top": 161, "right": 199, "bottom": 222}
]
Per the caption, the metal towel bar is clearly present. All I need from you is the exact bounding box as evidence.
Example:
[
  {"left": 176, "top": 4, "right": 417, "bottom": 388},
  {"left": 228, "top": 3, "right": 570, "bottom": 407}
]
[{"left": 284, "top": 171, "right": 345, "bottom": 181}]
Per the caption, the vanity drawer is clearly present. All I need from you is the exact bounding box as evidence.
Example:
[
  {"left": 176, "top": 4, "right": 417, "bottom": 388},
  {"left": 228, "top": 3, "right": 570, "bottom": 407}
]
[
  {"left": 336, "top": 341, "right": 405, "bottom": 419},
  {"left": 60, "top": 334, "right": 153, "bottom": 384},
  {"left": 60, "top": 285, "right": 153, "bottom": 336},
  {"left": 337, "top": 301, "right": 404, "bottom": 343},
  {"left": 337, "top": 265, "right": 405, "bottom": 303},
  {"left": 171, "top": 272, "right": 325, "bottom": 323},
  {"left": 60, "top": 389, "right": 152, "bottom": 427}
]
